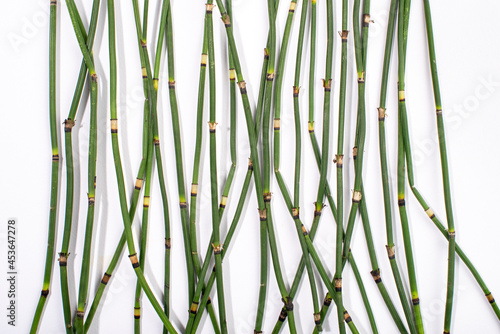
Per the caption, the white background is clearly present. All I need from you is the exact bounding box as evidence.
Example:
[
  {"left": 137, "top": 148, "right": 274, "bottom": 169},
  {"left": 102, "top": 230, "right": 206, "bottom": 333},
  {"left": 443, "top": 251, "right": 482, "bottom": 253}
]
[{"left": 1, "top": 0, "right": 500, "bottom": 333}]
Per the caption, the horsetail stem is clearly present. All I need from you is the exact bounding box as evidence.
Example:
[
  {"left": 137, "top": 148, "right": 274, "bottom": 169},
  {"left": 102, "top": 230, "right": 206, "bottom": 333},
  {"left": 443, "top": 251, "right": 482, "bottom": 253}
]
[
  {"left": 291, "top": 0, "right": 322, "bottom": 330},
  {"left": 134, "top": 126, "right": 154, "bottom": 333},
  {"left": 135, "top": 10, "right": 154, "bottom": 330},
  {"left": 267, "top": 0, "right": 322, "bottom": 331},
  {"left": 104, "top": 1, "right": 178, "bottom": 332},
  {"left": 85, "top": 1, "right": 171, "bottom": 330},
  {"left": 189, "top": 7, "right": 208, "bottom": 289},
  {"left": 340, "top": 0, "right": 365, "bottom": 263},
  {"left": 255, "top": 4, "right": 279, "bottom": 332},
  {"left": 335, "top": 0, "right": 349, "bottom": 330},
  {"left": 348, "top": 0, "right": 410, "bottom": 331},
  {"left": 261, "top": 0, "right": 297, "bottom": 331},
  {"left": 421, "top": 2, "right": 456, "bottom": 332},
  {"left": 161, "top": 0, "right": 195, "bottom": 304},
  {"left": 376, "top": 0, "right": 418, "bottom": 332},
  {"left": 30, "top": 1, "right": 59, "bottom": 332},
  {"left": 206, "top": 2, "right": 228, "bottom": 332},
  {"left": 63, "top": 2, "right": 100, "bottom": 332},
  {"left": 58, "top": 0, "right": 100, "bottom": 331},
  {"left": 191, "top": 162, "right": 254, "bottom": 333},
  {"left": 395, "top": 0, "right": 424, "bottom": 331},
  {"left": 152, "top": 0, "right": 172, "bottom": 324}
]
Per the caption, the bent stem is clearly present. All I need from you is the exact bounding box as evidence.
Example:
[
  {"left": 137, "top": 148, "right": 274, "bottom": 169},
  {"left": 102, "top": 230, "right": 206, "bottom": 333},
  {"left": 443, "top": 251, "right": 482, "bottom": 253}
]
[
  {"left": 58, "top": 0, "right": 100, "bottom": 331},
  {"left": 376, "top": 0, "right": 418, "bottom": 332},
  {"left": 30, "top": 0, "right": 59, "bottom": 332},
  {"left": 421, "top": 2, "right": 456, "bottom": 332},
  {"left": 105, "top": 1, "right": 178, "bottom": 332}
]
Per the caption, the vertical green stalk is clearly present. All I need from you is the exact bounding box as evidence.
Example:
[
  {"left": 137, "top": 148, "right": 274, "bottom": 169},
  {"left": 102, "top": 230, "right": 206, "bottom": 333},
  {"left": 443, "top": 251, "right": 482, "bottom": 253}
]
[
  {"left": 30, "top": 0, "right": 59, "bottom": 332},
  {"left": 58, "top": 0, "right": 100, "bottom": 331},
  {"left": 133, "top": 127, "right": 154, "bottom": 333},
  {"left": 334, "top": 0, "right": 349, "bottom": 330},
  {"left": 340, "top": 0, "right": 365, "bottom": 266},
  {"left": 189, "top": 10, "right": 208, "bottom": 291},
  {"left": 290, "top": 0, "right": 322, "bottom": 330},
  {"left": 162, "top": 0, "right": 195, "bottom": 304},
  {"left": 421, "top": 2, "right": 456, "bottom": 332},
  {"left": 191, "top": 161, "right": 254, "bottom": 333},
  {"left": 395, "top": 0, "right": 424, "bottom": 331},
  {"left": 206, "top": 3, "right": 227, "bottom": 333},
  {"left": 63, "top": 1, "right": 99, "bottom": 332},
  {"left": 106, "top": 0, "right": 178, "bottom": 332},
  {"left": 376, "top": 0, "right": 418, "bottom": 332},
  {"left": 262, "top": 0, "right": 297, "bottom": 332}
]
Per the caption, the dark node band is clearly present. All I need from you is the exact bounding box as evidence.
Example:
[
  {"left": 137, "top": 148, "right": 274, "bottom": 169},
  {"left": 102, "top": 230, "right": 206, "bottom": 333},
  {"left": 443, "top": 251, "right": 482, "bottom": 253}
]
[
  {"left": 206, "top": 297, "right": 212, "bottom": 305},
  {"left": 180, "top": 202, "right": 187, "bottom": 209},
  {"left": 52, "top": 154, "right": 59, "bottom": 161},
  {"left": 398, "top": 199, "right": 405, "bottom": 207},
  {"left": 371, "top": 269, "right": 382, "bottom": 283},
  {"left": 129, "top": 253, "right": 139, "bottom": 268},
  {"left": 344, "top": 311, "right": 352, "bottom": 323},
  {"left": 412, "top": 298, "right": 420, "bottom": 305},
  {"left": 76, "top": 311, "right": 84, "bottom": 318},
  {"left": 282, "top": 297, "right": 294, "bottom": 311},
  {"left": 41, "top": 289, "right": 49, "bottom": 297},
  {"left": 324, "top": 295, "right": 332, "bottom": 306},
  {"left": 279, "top": 308, "right": 287, "bottom": 321},
  {"left": 222, "top": 14, "right": 231, "bottom": 27},
  {"left": 165, "top": 238, "right": 171, "bottom": 249},
  {"left": 101, "top": 273, "right": 111, "bottom": 285}
]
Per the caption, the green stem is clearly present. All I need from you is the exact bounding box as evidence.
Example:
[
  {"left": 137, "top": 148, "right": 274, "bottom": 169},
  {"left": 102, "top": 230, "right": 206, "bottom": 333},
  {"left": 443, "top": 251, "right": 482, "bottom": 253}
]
[
  {"left": 58, "top": 0, "right": 100, "bottom": 331},
  {"left": 106, "top": 1, "right": 178, "bottom": 332},
  {"left": 30, "top": 1, "right": 59, "bottom": 332},
  {"left": 421, "top": 2, "right": 456, "bottom": 332},
  {"left": 206, "top": 3, "right": 227, "bottom": 333}
]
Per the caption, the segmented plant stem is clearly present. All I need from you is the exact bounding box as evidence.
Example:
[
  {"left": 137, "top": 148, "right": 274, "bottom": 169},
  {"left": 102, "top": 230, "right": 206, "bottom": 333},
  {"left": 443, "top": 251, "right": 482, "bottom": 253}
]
[
  {"left": 335, "top": 0, "right": 349, "bottom": 330},
  {"left": 152, "top": 0, "right": 172, "bottom": 324},
  {"left": 421, "top": 2, "right": 456, "bottom": 332},
  {"left": 160, "top": 0, "right": 196, "bottom": 304},
  {"left": 30, "top": 1, "right": 59, "bottom": 332},
  {"left": 395, "top": 0, "right": 424, "bottom": 332},
  {"left": 290, "top": 0, "right": 322, "bottom": 330},
  {"left": 105, "top": 1, "right": 178, "bottom": 332},
  {"left": 58, "top": 0, "right": 100, "bottom": 331},
  {"left": 205, "top": 3, "right": 228, "bottom": 333},
  {"left": 63, "top": 2, "right": 100, "bottom": 332},
  {"left": 376, "top": 0, "right": 418, "bottom": 332},
  {"left": 262, "top": 0, "right": 297, "bottom": 331}
]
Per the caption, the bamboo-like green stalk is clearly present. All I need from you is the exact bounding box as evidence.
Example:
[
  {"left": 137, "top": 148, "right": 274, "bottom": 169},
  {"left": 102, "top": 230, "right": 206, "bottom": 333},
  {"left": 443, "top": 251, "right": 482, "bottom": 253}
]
[
  {"left": 206, "top": 2, "right": 227, "bottom": 333},
  {"left": 151, "top": 0, "right": 172, "bottom": 325},
  {"left": 340, "top": 0, "right": 366, "bottom": 267},
  {"left": 334, "top": 0, "right": 349, "bottom": 330},
  {"left": 191, "top": 162, "right": 254, "bottom": 333},
  {"left": 347, "top": 0, "right": 410, "bottom": 332},
  {"left": 393, "top": 33, "right": 500, "bottom": 328},
  {"left": 161, "top": 0, "right": 196, "bottom": 304},
  {"left": 105, "top": 0, "right": 178, "bottom": 332},
  {"left": 262, "top": 0, "right": 297, "bottom": 332},
  {"left": 290, "top": 0, "right": 322, "bottom": 331},
  {"left": 394, "top": 0, "right": 425, "bottom": 332},
  {"left": 273, "top": 1, "right": 372, "bottom": 331},
  {"left": 30, "top": 0, "right": 59, "bottom": 332},
  {"left": 420, "top": 2, "right": 455, "bottom": 332},
  {"left": 255, "top": 4, "right": 279, "bottom": 332},
  {"left": 134, "top": 124, "right": 154, "bottom": 333},
  {"left": 63, "top": 1, "right": 100, "bottom": 332},
  {"left": 376, "top": 0, "right": 418, "bottom": 332},
  {"left": 189, "top": 9, "right": 208, "bottom": 292},
  {"left": 269, "top": 0, "right": 322, "bottom": 330},
  {"left": 58, "top": 0, "right": 100, "bottom": 331}
]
